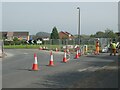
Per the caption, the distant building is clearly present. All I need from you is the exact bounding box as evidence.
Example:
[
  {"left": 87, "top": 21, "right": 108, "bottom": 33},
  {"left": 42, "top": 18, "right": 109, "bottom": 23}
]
[
  {"left": 36, "top": 32, "right": 50, "bottom": 41},
  {"left": 42, "top": 37, "right": 49, "bottom": 41},
  {"left": 37, "top": 37, "right": 50, "bottom": 41},
  {"left": 59, "top": 31, "right": 74, "bottom": 40},
  {"left": 0, "top": 32, "right": 29, "bottom": 41},
  {"left": 7, "top": 32, "right": 14, "bottom": 41},
  {"left": 116, "top": 32, "right": 120, "bottom": 36}
]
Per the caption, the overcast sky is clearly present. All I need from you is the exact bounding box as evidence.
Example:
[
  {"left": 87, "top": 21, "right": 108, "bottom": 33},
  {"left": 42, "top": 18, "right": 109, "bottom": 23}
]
[{"left": 2, "top": 2, "right": 118, "bottom": 35}]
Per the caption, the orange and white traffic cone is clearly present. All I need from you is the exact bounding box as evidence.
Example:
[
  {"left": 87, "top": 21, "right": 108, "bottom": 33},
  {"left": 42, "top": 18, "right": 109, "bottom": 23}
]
[
  {"left": 39, "top": 46, "right": 43, "bottom": 50},
  {"left": 32, "top": 53, "right": 39, "bottom": 71},
  {"left": 48, "top": 51, "right": 54, "bottom": 66},
  {"left": 78, "top": 48, "right": 81, "bottom": 57},
  {"left": 55, "top": 48, "right": 58, "bottom": 52},
  {"left": 43, "top": 46, "right": 45, "bottom": 50},
  {"left": 63, "top": 50, "right": 67, "bottom": 63},
  {"left": 74, "top": 49, "right": 79, "bottom": 59}
]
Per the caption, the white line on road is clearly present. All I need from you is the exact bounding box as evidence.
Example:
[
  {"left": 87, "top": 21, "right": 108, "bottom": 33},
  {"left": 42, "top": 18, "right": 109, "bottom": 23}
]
[
  {"left": 78, "top": 65, "right": 118, "bottom": 72},
  {"left": 23, "top": 53, "right": 28, "bottom": 55},
  {"left": 78, "top": 66, "right": 102, "bottom": 72}
]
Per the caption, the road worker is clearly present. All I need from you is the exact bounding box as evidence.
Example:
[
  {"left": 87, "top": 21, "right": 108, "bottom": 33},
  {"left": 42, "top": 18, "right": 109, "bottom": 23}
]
[
  {"left": 95, "top": 39, "right": 100, "bottom": 55},
  {"left": 109, "top": 39, "right": 112, "bottom": 54},
  {"left": 110, "top": 39, "right": 117, "bottom": 56}
]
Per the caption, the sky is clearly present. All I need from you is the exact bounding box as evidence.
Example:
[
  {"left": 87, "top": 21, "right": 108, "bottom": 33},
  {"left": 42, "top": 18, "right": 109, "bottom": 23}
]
[
  {"left": 118, "top": 2, "right": 120, "bottom": 32},
  {"left": 1, "top": 1, "right": 119, "bottom": 35}
]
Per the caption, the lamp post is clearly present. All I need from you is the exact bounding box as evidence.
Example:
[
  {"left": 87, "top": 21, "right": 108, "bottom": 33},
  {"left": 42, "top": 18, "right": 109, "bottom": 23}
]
[{"left": 77, "top": 7, "right": 81, "bottom": 46}]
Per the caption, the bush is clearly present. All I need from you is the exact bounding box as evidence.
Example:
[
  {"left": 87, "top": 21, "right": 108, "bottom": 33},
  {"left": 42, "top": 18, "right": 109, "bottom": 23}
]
[
  {"left": 4, "top": 40, "right": 28, "bottom": 45},
  {"left": 4, "top": 41, "right": 14, "bottom": 45},
  {"left": 14, "top": 41, "right": 21, "bottom": 45}
]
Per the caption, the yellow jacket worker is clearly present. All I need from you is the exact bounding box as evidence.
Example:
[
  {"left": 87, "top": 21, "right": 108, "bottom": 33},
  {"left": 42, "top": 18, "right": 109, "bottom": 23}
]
[{"left": 110, "top": 41, "right": 117, "bottom": 56}]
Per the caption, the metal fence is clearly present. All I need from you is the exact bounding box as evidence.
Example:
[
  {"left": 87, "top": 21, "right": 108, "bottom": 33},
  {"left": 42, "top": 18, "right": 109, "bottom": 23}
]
[
  {"left": 44, "top": 38, "right": 95, "bottom": 45},
  {"left": 42, "top": 38, "right": 111, "bottom": 50}
]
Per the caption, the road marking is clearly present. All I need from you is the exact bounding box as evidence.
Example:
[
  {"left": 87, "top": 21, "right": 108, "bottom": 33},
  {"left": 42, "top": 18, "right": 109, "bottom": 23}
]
[
  {"left": 78, "top": 66, "right": 101, "bottom": 72},
  {"left": 78, "top": 68, "right": 88, "bottom": 72},
  {"left": 100, "top": 66, "right": 118, "bottom": 70},
  {"left": 23, "top": 53, "right": 28, "bottom": 55},
  {"left": 78, "top": 65, "right": 118, "bottom": 72}
]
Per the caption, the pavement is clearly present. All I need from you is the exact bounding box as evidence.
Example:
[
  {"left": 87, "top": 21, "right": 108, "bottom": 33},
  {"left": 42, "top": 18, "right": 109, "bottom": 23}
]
[{"left": 2, "top": 49, "right": 118, "bottom": 88}]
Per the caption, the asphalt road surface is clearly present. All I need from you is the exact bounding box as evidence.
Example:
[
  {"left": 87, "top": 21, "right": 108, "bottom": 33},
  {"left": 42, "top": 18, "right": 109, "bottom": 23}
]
[{"left": 2, "top": 49, "right": 118, "bottom": 88}]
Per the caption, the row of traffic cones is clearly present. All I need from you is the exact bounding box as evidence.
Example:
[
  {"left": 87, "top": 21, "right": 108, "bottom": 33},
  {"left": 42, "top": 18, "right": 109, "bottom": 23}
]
[
  {"left": 32, "top": 50, "right": 69, "bottom": 71},
  {"left": 39, "top": 46, "right": 59, "bottom": 52},
  {"left": 39, "top": 46, "right": 48, "bottom": 50},
  {"left": 32, "top": 48, "right": 83, "bottom": 71}
]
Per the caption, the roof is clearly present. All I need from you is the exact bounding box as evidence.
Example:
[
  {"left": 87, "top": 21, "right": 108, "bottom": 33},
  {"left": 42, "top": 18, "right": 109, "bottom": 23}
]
[
  {"left": 36, "top": 32, "right": 50, "bottom": 38},
  {"left": 59, "top": 31, "right": 74, "bottom": 37},
  {"left": 0, "top": 32, "right": 29, "bottom": 38},
  {"left": 7, "top": 32, "right": 14, "bottom": 37},
  {"left": 116, "top": 32, "right": 120, "bottom": 36},
  {"left": 13, "top": 32, "right": 29, "bottom": 36}
]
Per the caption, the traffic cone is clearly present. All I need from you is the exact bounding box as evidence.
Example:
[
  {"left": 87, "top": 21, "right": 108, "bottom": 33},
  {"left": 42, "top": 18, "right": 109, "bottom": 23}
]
[
  {"left": 43, "top": 46, "right": 45, "bottom": 50},
  {"left": 55, "top": 48, "right": 59, "bottom": 52},
  {"left": 39, "top": 46, "right": 43, "bottom": 50},
  {"left": 78, "top": 48, "right": 81, "bottom": 57},
  {"left": 48, "top": 51, "right": 54, "bottom": 66},
  {"left": 63, "top": 50, "right": 67, "bottom": 63},
  {"left": 32, "top": 53, "right": 39, "bottom": 71},
  {"left": 74, "top": 49, "right": 79, "bottom": 59}
]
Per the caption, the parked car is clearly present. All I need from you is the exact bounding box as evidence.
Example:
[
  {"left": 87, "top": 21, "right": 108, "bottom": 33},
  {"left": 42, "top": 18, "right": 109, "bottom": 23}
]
[{"left": 102, "top": 46, "right": 109, "bottom": 53}]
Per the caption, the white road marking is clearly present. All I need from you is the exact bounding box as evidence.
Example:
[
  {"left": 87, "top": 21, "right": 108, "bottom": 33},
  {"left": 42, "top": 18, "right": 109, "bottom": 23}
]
[
  {"left": 100, "top": 66, "right": 118, "bottom": 70},
  {"left": 78, "top": 65, "right": 118, "bottom": 72},
  {"left": 78, "top": 66, "right": 102, "bottom": 72},
  {"left": 23, "top": 53, "right": 28, "bottom": 55},
  {"left": 78, "top": 68, "right": 88, "bottom": 72}
]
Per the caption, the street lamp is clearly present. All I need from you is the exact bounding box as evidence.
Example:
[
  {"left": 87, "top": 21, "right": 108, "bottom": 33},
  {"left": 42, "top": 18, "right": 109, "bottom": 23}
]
[{"left": 77, "top": 7, "right": 81, "bottom": 46}]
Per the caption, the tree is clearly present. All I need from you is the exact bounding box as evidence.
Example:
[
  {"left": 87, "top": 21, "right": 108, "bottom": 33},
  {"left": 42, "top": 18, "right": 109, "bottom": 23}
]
[
  {"left": 13, "top": 37, "right": 19, "bottom": 41},
  {"left": 90, "top": 34, "right": 95, "bottom": 38},
  {"left": 95, "top": 31, "right": 104, "bottom": 38},
  {"left": 90, "top": 28, "right": 118, "bottom": 38},
  {"left": 50, "top": 27, "right": 59, "bottom": 39},
  {"left": 104, "top": 29, "right": 116, "bottom": 38}
]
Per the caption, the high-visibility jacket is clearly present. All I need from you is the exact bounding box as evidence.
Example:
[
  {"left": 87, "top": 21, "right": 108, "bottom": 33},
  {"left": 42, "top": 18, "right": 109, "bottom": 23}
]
[{"left": 111, "top": 43, "right": 116, "bottom": 49}]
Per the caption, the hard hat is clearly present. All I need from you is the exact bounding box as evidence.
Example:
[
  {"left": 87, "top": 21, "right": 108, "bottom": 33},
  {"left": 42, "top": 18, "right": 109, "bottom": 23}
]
[{"left": 96, "top": 38, "right": 99, "bottom": 41}]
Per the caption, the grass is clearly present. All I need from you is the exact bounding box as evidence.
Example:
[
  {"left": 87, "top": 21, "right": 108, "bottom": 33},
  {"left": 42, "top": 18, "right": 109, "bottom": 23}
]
[
  {"left": 3, "top": 44, "right": 61, "bottom": 49},
  {"left": 3, "top": 44, "right": 98, "bottom": 52}
]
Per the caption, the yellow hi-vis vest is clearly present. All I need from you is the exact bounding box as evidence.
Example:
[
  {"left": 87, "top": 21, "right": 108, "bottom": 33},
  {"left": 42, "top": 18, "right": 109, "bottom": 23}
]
[{"left": 112, "top": 43, "right": 116, "bottom": 49}]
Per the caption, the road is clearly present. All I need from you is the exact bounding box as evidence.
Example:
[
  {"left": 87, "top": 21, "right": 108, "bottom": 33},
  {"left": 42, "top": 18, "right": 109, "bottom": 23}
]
[{"left": 2, "top": 49, "right": 118, "bottom": 88}]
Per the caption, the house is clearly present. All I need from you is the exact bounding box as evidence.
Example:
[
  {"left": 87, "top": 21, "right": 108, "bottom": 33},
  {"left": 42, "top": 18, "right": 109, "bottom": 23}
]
[
  {"left": 116, "top": 32, "right": 120, "bottom": 36},
  {"left": 36, "top": 32, "right": 50, "bottom": 41},
  {"left": 59, "top": 31, "right": 74, "bottom": 40},
  {"left": 7, "top": 32, "right": 14, "bottom": 41},
  {"left": 13, "top": 32, "right": 29, "bottom": 40},
  {"left": 1, "top": 32, "right": 7, "bottom": 39},
  {"left": 1, "top": 32, "right": 29, "bottom": 41}
]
